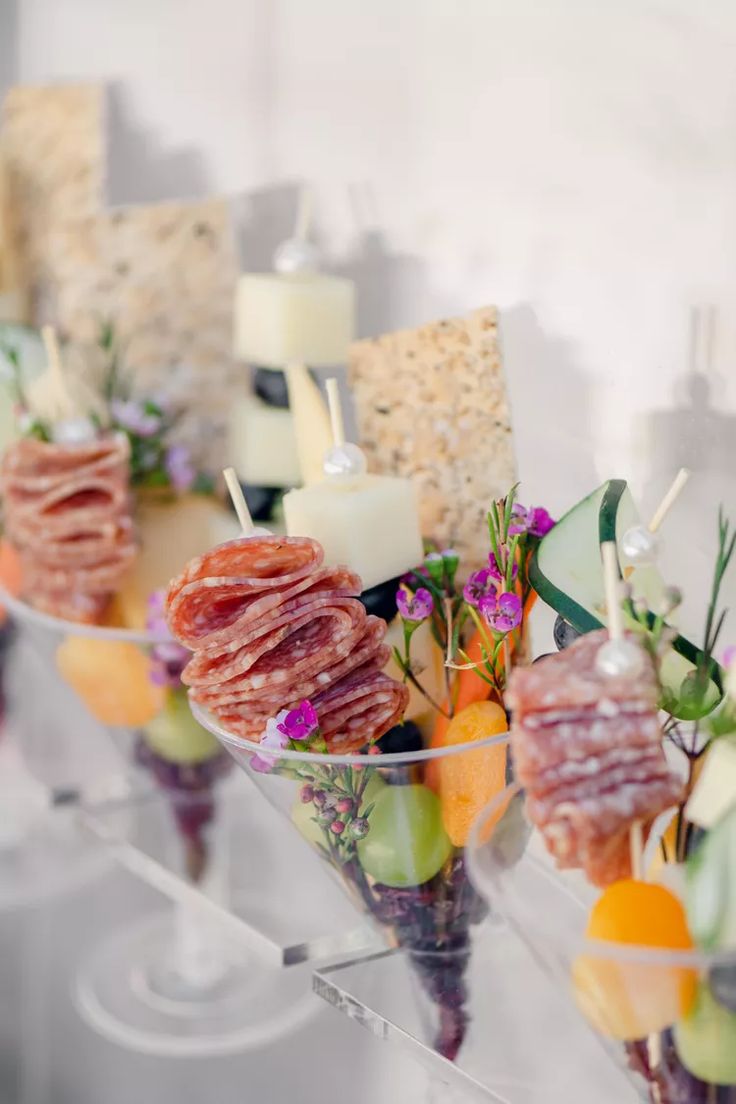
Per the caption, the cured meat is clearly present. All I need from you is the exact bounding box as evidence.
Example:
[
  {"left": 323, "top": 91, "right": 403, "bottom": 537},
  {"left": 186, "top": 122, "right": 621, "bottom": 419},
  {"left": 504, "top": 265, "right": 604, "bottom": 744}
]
[
  {"left": 1, "top": 434, "right": 136, "bottom": 624},
  {"left": 508, "top": 629, "right": 683, "bottom": 886},
  {"left": 196, "top": 619, "right": 389, "bottom": 710},
  {"left": 166, "top": 536, "right": 409, "bottom": 753},
  {"left": 166, "top": 537, "right": 326, "bottom": 651}
]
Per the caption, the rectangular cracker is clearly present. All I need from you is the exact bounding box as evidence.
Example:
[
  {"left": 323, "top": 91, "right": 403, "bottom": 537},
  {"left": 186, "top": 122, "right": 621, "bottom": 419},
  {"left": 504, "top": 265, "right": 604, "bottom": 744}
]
[{"left": 349, "top": 306, "right": 516, "bottom": 572}]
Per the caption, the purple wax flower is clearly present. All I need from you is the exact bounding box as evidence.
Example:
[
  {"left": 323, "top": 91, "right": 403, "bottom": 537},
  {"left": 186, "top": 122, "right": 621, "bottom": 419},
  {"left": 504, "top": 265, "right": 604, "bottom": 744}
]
[
  {"left": 488, "top": 552, "right": 518, "bottom": 583},
  {"left": 146, "top": 588, "right": 191, "bottom": 685},
  {"left": 251, "top": 712, "right": 290, "bottom": 773},
  {"left": 165, "top": 444, "right": 196, "bottom": 492},
  {"left": 111, "top": 398, "right": 162, "bottom": 438},
  {"left": 527, "top": 506, "right": 555, "bottom": 537},
  {"left": 479, "top": 590, "right": 522, "bottom": 634},
  {"left": 723, "top": 645, "right": 736, "bottom": 668},
  {"left": 396, "top": 586, "right": 434, "bottom": 622},
  {"left": 508, "top": 504, "right": 529, "bottom": 536},
  {"left": 277, "top": 699, "right": 320, "bottom": 743},
  {"left": 463, "top": 568, "right": 493, "bottom": 607}
]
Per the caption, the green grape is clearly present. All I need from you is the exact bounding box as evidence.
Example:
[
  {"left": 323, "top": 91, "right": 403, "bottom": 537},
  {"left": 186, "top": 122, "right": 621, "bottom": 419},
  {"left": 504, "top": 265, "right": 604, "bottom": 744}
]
[
  {"left": 357, "top": 783, "right": 452, "bottom": 887},
  {"left": 675, "top": 980, "right": 736, "bottom": 1085},
  {"left": 144, "top": 688, "right": 220, "bottom": 765}
]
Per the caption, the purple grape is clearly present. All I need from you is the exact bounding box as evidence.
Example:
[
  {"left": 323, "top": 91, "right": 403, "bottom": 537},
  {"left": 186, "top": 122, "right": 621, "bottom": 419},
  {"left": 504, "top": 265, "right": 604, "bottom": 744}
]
[
  {"left": 344, "top": 855, "right": 486, "bottom": 1061},
  {"left": 135, "top": 738, "right": 232, "bottom": 884},
  {"left": 626, "top": 1030, "right": 724, "bottom": 1104},
  {"left": 553, "top": 615, "right": 580, "bottom": 651}
]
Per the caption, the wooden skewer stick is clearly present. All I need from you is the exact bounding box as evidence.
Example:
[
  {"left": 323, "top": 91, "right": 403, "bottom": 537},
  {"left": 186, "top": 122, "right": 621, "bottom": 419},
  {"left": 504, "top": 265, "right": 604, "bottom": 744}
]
[
  {"left": 629, "top": 820, "right": 644, "bottom": 881},
  {"left": 41, "top": 324, "right": 72, "bottom": 411},
  {"left": 293, "top": 185, "right": 313, "bottom": 243},
  {"left": 602, "top": 541, "right": 645, "bottom": 878},
  {"left": 325, "top": 377, "right": 345, "bottom": 448},
  {"left": 648, "top": 468, "right": 690, "bottom": 534},
  {"left": 601, "top": 542, "right": 624, "bottom": 640},
  {"left": 223, "top": 466, "right": 254, "bottom": 536}
]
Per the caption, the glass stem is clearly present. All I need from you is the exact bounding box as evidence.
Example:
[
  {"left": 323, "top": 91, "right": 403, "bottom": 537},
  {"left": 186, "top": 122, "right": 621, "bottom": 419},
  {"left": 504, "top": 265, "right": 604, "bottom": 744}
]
[
  {"left": 167, "top": 786, "right": 233, "bottom": 992},
  {"left": 169, "top": 897, "right": 230, "bottom": 991}
]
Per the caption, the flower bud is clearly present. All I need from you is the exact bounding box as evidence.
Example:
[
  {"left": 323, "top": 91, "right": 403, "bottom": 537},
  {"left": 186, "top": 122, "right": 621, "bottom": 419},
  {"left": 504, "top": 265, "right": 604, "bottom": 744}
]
[{"left": 350, "top": 818, "right": 370, "bottom": 839}]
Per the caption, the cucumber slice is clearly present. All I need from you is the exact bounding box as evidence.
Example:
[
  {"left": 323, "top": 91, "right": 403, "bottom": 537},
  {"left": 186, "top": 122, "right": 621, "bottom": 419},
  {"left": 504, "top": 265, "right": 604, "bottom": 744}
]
[
  {"left": 529, "top": 479, "right": 722, "bottom": 718},
  {"left": 686, "top": 803, "right": 736, "bottom": 950}
]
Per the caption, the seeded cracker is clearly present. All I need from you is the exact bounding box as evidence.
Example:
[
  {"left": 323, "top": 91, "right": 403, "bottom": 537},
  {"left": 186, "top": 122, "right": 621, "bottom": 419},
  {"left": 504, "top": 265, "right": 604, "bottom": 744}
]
[{"left": 349, "top": 306, "right": 516, "bottom": 573}]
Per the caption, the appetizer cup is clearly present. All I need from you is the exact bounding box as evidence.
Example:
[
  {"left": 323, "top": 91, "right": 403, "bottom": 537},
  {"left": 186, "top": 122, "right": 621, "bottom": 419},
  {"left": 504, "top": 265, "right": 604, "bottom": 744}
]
[
  {"left": 469, "top": 774, "right": 736, "bottom": 1104},
  {"left": 192, "top": 699, "right": 510, "bottom": 1060}
]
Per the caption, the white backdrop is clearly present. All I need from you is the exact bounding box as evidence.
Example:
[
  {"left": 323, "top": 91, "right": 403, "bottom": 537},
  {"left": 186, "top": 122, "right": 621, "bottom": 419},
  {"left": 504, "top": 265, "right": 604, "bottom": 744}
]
[{"left": 3, "top": 0, "right": 735, "bottom": 612}]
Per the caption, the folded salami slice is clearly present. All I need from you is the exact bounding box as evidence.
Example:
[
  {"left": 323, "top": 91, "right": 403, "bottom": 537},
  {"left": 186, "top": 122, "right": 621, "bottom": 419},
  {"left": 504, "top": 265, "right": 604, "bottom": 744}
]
[
  {"left": 193, "top": 617, "right": 388, "bottom": 710},
  {"left": 166, "top": 536, "right": 326, "bottom": 651},
  {"left": 508, "top": 629, "right": 683, "bottom": 886},
  {"left": 1, "top": 434, "right": 136, "bottom": 624},
  {"left": 213, "top": 661, "right": 408, "bottom": 754},
  {"left": 314, "top": 664, "right": 409, "bottom": 752},
  {"left": 165, "top": 535, "right": 409, "bottom": 753},
  {"left": 2, "top": 437, "right": 130, "bottom": 484}
]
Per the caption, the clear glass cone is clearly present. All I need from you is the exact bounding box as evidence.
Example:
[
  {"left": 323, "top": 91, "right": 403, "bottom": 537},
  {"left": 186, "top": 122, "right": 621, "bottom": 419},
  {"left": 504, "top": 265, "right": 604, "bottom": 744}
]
[
  {"left": 468, "top": 755, "right": 736, "bottom": 1104},
  {"left": 192, "top": 697, "right": 511, "bottom": 1063}
]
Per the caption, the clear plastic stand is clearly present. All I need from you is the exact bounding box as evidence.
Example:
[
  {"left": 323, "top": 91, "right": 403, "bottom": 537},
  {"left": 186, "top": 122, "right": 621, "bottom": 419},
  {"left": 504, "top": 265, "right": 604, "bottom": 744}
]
[
  {"left": 73, "top": 774, "right": 380, "bottom": 1056},
  {"left": 313, "top": 919, "right": 638, "bottom": 1104}
]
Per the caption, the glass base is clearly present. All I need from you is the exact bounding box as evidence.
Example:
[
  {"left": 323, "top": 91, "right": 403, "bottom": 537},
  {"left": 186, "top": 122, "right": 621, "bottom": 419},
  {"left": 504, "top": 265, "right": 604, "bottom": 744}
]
[{"left": 74, "top": 910, "right": 319, "bottom": 1057}]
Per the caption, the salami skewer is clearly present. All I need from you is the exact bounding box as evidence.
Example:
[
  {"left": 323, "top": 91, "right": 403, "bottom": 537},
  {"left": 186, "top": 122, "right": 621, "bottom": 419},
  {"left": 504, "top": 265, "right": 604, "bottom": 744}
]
[
  {"left": 508, "top": 628, "right": 684, "bottom": 886},
  {"left": 166, "top": 534, "right": 408, "bottom": 752},
  {"left": 1, "top": 434, "right": 136, "bottom": 624}
]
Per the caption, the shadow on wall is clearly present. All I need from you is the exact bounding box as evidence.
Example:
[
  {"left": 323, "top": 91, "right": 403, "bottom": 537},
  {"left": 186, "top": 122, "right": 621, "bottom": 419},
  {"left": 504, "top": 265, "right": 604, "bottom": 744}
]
[
  {"left": 336, "top": 230, "right": 435, "bottom": 340},
  {"left": 500, "top": 303, "right": 598, "bottom": 511},
  {"left": 637, "top": 307, "right": 736, "bottom": 640},
  {"left": 235, "top": 181, "right": 304, "bottom": 272},
  {"left": 641, "top": 305, "right": 736, "bottom": 495},
  {"left": 106, "top": 83, "right": 212, "bottom": 207},
  {"left": 0, "top": 0, "right": 18, "bottom": 96}
]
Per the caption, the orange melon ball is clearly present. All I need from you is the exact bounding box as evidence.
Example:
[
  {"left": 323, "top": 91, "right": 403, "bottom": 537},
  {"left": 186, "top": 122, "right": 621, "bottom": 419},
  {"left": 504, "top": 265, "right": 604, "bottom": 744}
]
[
  {"left": 435, "top": 700, "right": 508, "bottom": 846},
  {"left": 56, "top": 636, "right": 166, "bottom": 727},
  {"left": 0, "top": 539, "right": 23, "bottom": 595},
  {"left": 572, "top": 880, "right": 697, "bottom": 1040},
  {"left": 0, "top": 540, "right": 23, "bottom": 625}
]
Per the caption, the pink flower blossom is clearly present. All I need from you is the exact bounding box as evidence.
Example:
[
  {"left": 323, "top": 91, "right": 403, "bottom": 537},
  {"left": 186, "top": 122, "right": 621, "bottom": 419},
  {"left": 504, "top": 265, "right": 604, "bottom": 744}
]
[
  {"left": 528, "top": 507, "right": 555, "bottom": 537},
  {"left": 251, "top": 712, "right": 290, "bottom": 773},
  {"left": 479, "top": 590, "right": 522, "bottom": 634},
  {"left": 396, "top": 586, "right": 434, "bottom": 622},
  {"left": 463, "top": 568, "right": 493, "bottom": 607},
  {"left": 277, "top": 700, "right": 320, "bottom": 743}
]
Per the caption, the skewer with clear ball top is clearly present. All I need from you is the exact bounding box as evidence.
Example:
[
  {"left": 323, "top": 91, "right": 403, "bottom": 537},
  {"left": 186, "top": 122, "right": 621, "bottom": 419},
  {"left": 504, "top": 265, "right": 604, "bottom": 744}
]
[{"left": 621, "top": 468, "right": 690, "bottom": 566}]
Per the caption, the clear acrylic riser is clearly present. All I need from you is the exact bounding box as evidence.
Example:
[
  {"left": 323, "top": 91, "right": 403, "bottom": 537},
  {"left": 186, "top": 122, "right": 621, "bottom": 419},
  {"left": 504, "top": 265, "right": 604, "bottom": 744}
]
[
  {"left": 313, "top": 917, "right": 639, "bottom": 1104},
  {"left": 71, "top": 770, "right": 383, "bottom": 1057},
  {"left": 79, "top": 770, "right": 381, "bottom": 969}
]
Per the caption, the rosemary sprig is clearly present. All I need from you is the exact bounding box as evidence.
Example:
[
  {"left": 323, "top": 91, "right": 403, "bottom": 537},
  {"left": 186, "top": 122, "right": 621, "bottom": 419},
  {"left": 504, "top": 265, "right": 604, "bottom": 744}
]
[{"left": 700, "top": 508, "right": 736, "bottom": 677}]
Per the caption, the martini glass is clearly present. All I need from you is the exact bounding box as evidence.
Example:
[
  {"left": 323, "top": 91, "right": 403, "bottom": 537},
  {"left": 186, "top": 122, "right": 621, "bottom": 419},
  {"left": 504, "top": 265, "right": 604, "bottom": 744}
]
[
  {"left": 192, "top": 699, "right": 510, "bottom": 1063},
  {"left": 0, "top": 584, "right": 316, "bottom": 1055},
  {"left": 469, "top": 764, "right": 736, "bottom": 1103}
]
